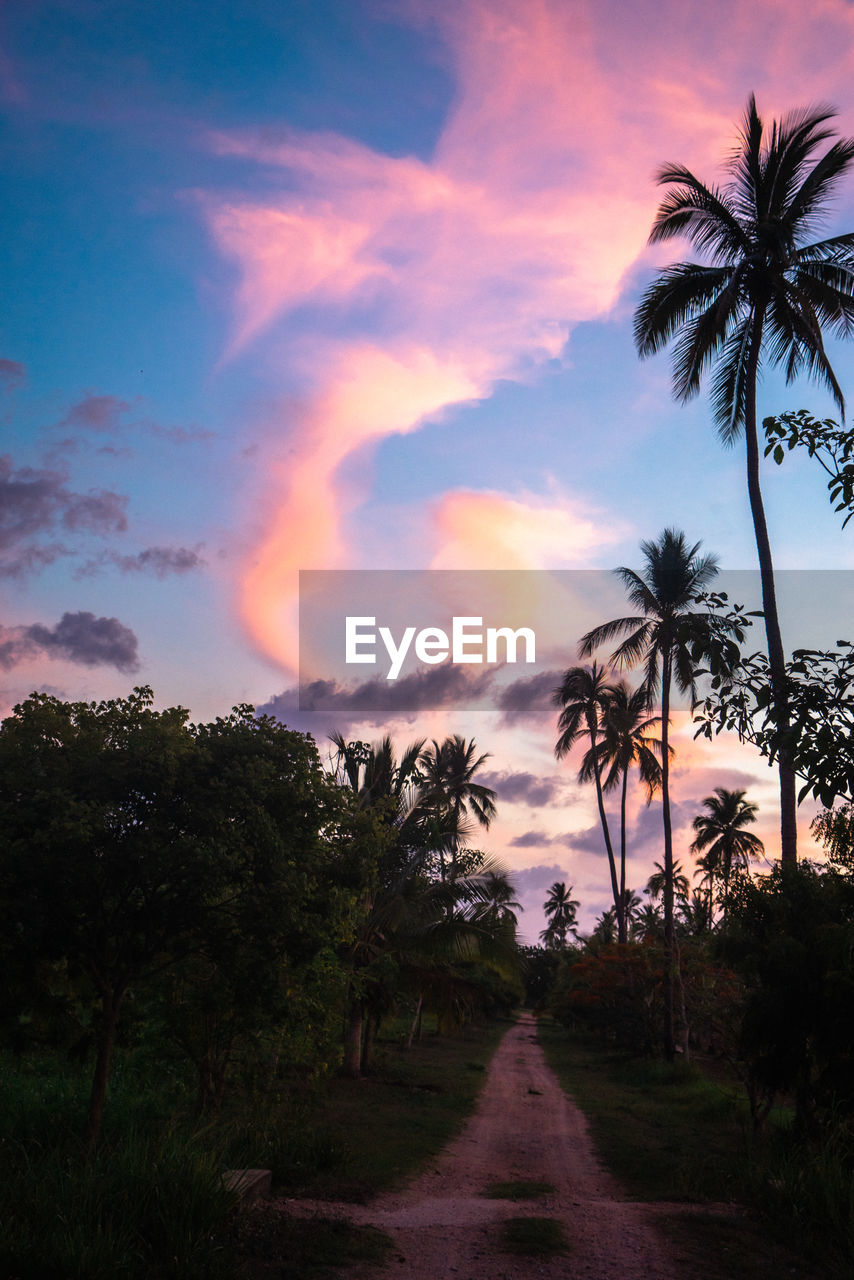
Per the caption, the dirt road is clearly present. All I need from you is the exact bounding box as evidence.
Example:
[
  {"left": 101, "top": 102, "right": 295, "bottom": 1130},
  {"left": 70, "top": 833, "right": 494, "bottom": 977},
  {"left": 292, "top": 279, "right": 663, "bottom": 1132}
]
[{"left": 287, "top": 1014, "right": 681, "bottom": 1279}]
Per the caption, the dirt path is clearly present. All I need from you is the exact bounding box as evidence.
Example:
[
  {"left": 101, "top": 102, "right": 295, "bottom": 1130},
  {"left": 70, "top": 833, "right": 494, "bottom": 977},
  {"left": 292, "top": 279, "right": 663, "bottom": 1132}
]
[{"left": 280, "top": 1014, "right": 682, "bottom": 1279}]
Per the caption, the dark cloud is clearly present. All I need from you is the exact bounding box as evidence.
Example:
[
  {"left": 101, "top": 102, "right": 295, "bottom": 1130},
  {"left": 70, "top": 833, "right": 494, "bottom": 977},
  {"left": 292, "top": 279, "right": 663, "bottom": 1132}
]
[
  {"left": 80, "top": 545, "right": 206, "bottom": 578},
  {"left": 479, "top": 769, "right": 562, "bottom": 808},
  {"left": 258, "top": 665, "right": 495, "bottom": 741},
  {"left": 495, "top": 668, "right": 562, "bottom": 726},
  {"left": 0, "top": 358, "right": 25, "bottom": 390},
  {"left": 510, "top": 863, "right": 573, "bottom": 894},
  {"left": 59, "top": 394, "right": 131, "bottom": 432},
  {"left": 0, "top": 611, "right": 139, "bottom": 673},
  {"left": 151, "top": 423, "right": 216, "bottom": 444},
  {"left": 509, "top": 830, "right": 559, "bottom": 848},
  {"left": 62, "top": 490, "right": 128, "bottom": 534},
  {"left": 564, "top": 822, "right": 611, "bottom": 854},
  {"left": 0, "top": 455, "right": 127, "bottom": 577}
]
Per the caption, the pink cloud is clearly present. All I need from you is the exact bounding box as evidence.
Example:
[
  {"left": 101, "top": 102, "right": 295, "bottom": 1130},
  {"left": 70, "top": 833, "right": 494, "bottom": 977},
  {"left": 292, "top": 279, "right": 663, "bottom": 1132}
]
[{"left": 198, "top": 0, "right": 854, "bottom": 671}]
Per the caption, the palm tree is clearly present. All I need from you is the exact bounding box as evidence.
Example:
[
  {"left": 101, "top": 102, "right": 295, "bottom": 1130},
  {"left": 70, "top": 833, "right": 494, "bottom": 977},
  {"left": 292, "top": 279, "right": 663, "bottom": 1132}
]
[
  {"left": 635, "top": 96, "right": 854, "bottom": 866},
  {"left": 330, "top": 734, "right": 510, "bottom": 1074},
  {"left": 419, "top": 736, "right": 497, "bottom": 881},
  {"left": 579, "top": 528, "right": 720, "bottom": 1059},
  {"left": 691, "top": 787, "right": 764, "bottom": 925},
  {"left": 582, "top": 680, "right": 664, "bottom": 942},
  {"left": 646, "top": 859, "right": 690, "bottom": 905},
  {"left": 540, "top": 880, "right": 579, "bottom": 948},
  {"left": 475, "top": 869, "right": 523, "bottom": 928},
  {"left": 554, "top": 663, "right": 622, "bottom": 937}
]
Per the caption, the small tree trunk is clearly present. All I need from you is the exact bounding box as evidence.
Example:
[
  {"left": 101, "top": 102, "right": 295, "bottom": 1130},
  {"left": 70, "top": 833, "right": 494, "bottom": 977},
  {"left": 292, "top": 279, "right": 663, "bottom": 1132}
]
[
  {"left": 407, "top": 996, "right": 423, "bottom": 1049},
  {"left": 343, "top": 1003, "right": 364, "bottom": 1078},
  {"left": 85, "top": 987, "right": 124, "bottom": 1153},
  {"left": 362, "top": 1014, "right": 378, "bottom": 1072}
]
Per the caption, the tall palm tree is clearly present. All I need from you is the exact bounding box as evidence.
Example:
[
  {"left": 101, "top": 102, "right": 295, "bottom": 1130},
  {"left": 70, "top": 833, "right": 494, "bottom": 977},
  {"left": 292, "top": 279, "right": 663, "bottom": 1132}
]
[
  {"left": 540, "top": 880, "right": 579, "bottom": 948},
  {"left": 691, "top": 787, "right": 764, "bottom": 925},
  {"left": 553, "top": 664, "right": 622, "bottom": 937},
  {"left": 579, "top": 528, "right": 720, "bottom": 1059},
  {"left": 635, "top": 95, "right": 854, "bottom": 866},
  {"left": 581, "top": 680, "right": 664, "bottom": 942},
  {"left": 419, "top": 735, "right": 497, "bottom": 881}
]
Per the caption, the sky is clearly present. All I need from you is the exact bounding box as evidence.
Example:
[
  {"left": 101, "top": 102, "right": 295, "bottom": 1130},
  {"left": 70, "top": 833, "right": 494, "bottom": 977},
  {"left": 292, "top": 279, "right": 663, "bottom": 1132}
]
[{"left": 4, "top": 0, "right": 854, "bottom": 937}]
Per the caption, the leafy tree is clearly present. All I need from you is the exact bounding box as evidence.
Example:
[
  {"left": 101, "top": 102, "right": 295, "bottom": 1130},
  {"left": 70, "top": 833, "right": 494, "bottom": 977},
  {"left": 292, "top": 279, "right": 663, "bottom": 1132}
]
[
  {"left": 0, "top": 689, "right": 343, "bottom": 1145},
  {"left": 695, "top": 637, "right": 854, "bottom": 805},
  {"left": 540, "top": 881, "right": 579, "bottom": 949},
  {"left": 691, "top": 787, "right": 764, "bottom": 926},
  {"left": 765, "top": 409, "right": 854, "bottom": 527},
  {"left": 554, "top": 664, "right": 622, "bottom": 937},
  {"left": 635, "top": 95, "right": 854, "bottom": 866},
  {"left": 583, "top": 680, "right": 664, "bottom": 941},
  {"left": 811, "top": 802, "right": 854, "bottom": 872},
  {"left": 580, "top": 528, "right": 720, "bottom": 1058},
  {"left": 152, "top": 709, "right": 350, "bottom": 1111},
  {"left": 724, "top": 863, "right": 854, "bottom": 1132}
]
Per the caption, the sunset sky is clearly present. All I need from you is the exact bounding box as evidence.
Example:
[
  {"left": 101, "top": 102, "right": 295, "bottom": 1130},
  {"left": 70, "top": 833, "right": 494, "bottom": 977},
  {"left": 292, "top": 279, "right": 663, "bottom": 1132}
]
[{"left": 4, "top": 0, "right": 854, "bottom": 935}]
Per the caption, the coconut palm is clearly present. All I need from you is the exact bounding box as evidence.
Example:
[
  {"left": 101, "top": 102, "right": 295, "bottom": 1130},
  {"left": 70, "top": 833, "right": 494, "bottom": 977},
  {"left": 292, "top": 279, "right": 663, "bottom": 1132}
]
[
  {"left": 540, "top": 880, "right": 579, "bottom": 949},
  {"left": 554, "top": 663, "right": 622, "bottom": 936},
  {"left": 330, "top": 733, "right": 511, "bottom": 1075},
  {"left": 579, "top": 528, "right": 720, "bottom": 1059},
  {"left": 635, "top": 96, "right": 854, "bottom": 865},
  {"left": 646, "top": 859, "right": 690, "bottom": 905},
  {"left": 474, "top": 869, "right": 523, "bottom": 928},
  {"left": 691, "top": 787, "right": 764, "bottom": 925},
  {"left": 419, "top": 735, "right": 497, "bottom": 881},
  {"left": 581, "top": 680, "right": 664, "bottom": 942}
]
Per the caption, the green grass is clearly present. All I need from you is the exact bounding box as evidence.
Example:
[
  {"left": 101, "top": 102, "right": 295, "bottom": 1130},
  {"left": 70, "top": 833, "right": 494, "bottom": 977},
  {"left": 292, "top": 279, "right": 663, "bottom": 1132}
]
[
  {"left": 499, "top": 1215, "right": 570, "bottom": 1256},
  {"left": 537, "top": 1019, "right": 748, "bottom": 1203},
  {"left": 537, "top": 1019, "right": 828, "bottom": 1279},
  {"left": 235, "top": 1211, "right": 394, "bottom": 1278},
  {"left": 482, "top": 1179, "right": 555, "bottom": 1200},
  {"left": 265, "top": 1016, "right": 509, "bottom": 1201},
  {"left": 0, "top": 1017, "right": 510, "bottom": 1278}
]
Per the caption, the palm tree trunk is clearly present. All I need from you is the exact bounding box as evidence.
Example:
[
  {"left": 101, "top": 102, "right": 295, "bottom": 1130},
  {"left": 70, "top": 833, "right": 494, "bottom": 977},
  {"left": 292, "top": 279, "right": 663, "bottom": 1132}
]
[
  {"left": 619, "top": 765, "right": 629, "bottom": 944},
  {"left": 745, "top": 312, "right": 797, "bottom": 866},
  {"left": 589, "top": 721, "right": 622, "bottom": 941},
  {"left": 660, "top": 648, "right": 676, "bottom": 1062}
]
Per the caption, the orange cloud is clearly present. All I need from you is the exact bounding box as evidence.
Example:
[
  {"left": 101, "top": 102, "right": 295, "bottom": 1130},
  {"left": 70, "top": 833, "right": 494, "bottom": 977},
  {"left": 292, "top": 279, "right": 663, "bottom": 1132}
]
[{"left": 430, "top": 488, "right": 627, "bottom": 569}]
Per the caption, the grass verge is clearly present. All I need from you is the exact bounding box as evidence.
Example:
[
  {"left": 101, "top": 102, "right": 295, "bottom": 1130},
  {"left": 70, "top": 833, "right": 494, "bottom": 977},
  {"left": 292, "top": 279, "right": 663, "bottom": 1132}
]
[
  {"left": 537, "top": 1019, "right": 827, "bottom": 1280},
  {"left": 253, "top": 1015, "right": 510, "bottom": 1201},
  {"left": 0, "top": 1016, "right": 509, "bottom": 1279},
  {"left": 499, "top": 1215, "right": 570, "bottom": 1256}
]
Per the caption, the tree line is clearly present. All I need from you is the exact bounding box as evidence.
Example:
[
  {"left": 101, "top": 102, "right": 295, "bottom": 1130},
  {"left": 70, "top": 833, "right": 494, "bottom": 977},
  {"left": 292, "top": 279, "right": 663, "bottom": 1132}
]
[{"left": 0, "top": 691, "right": 520, "bottom": 1149}]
